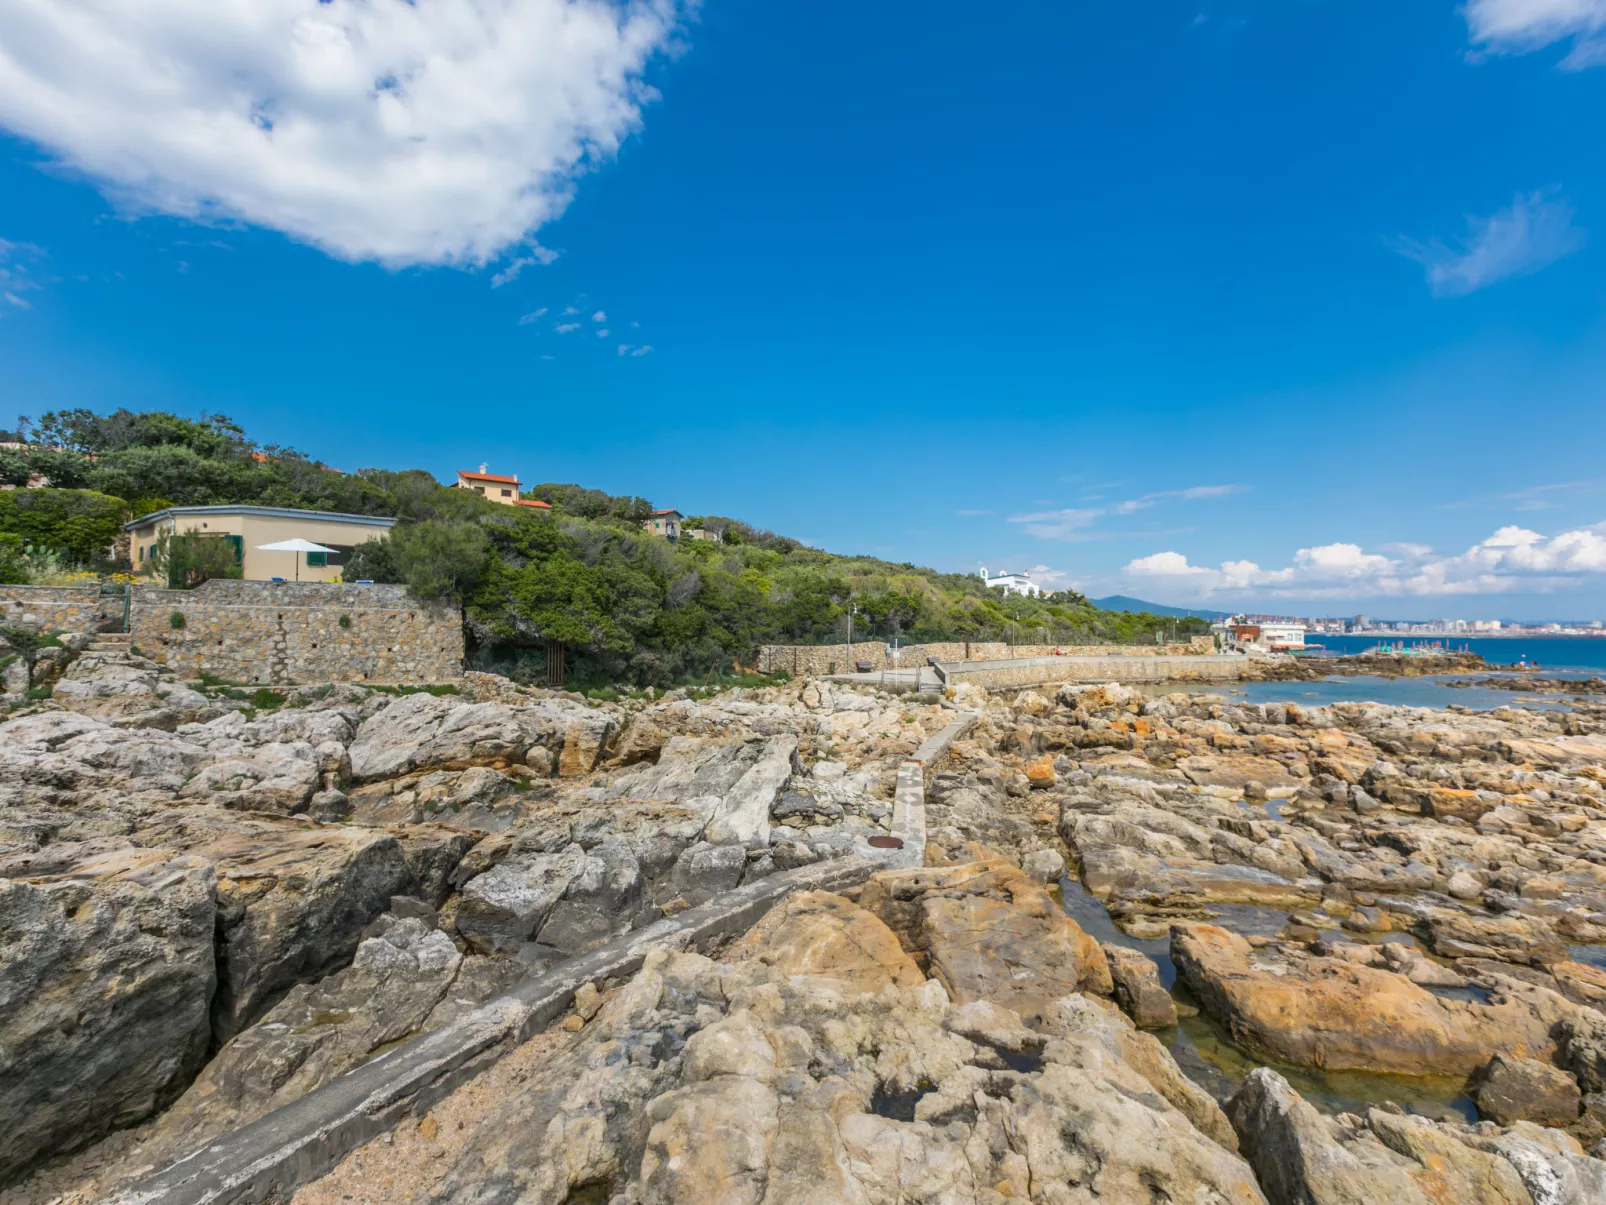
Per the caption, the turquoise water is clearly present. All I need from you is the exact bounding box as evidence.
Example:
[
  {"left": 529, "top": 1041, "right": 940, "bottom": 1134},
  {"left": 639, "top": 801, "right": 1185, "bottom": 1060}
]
[
  {"left": 1203, "top": 675, "right": 1577, "bottom": 711},
  {"left": 1309, "top": 634, "right": 1606, "bottom": 674},
  {"left": 1055, "top": 877, "right": 1477, "bottom": 1121}
]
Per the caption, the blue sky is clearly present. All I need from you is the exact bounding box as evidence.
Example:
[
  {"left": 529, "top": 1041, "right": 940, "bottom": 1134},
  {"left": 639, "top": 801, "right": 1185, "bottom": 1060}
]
[{"left": 3, "top": 0, "right": 1606, "bottom": 619}]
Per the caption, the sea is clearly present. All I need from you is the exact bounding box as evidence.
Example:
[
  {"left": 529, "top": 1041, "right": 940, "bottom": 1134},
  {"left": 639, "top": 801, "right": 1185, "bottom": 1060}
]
[
  {"left": 1306, "top": 633, "right": 1606, "bottom": 674},
  {"left": 1168, "top": 634, "right": 1606, "bottom": 711}
]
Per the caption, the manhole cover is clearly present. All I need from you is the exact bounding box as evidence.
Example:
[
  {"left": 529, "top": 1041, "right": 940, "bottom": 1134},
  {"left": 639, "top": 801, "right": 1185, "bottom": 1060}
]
[{"left": 867, "top": 836, "right": 904, "bottom": 849}]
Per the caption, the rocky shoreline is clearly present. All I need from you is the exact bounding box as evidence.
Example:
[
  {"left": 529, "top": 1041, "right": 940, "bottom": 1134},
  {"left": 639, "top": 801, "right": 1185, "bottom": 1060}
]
[{"left": 2, "top": 633, "right": 1605, "bottom": 1204}]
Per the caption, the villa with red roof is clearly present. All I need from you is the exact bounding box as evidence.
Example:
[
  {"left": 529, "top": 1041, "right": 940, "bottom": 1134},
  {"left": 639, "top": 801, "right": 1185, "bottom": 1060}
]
[{"left": 455, "top": 466, "right": 553, "bottom": 511}]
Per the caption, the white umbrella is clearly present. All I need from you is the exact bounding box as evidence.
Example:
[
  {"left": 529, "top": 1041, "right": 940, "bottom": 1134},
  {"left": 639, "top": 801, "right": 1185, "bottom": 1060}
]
[{"left": 256, "top": 538, "right": 338, "bottom": 582}]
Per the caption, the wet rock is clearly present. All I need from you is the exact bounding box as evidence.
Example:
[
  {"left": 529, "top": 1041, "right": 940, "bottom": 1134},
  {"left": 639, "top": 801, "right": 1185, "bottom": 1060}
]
[
  {"left": 1173, "top": 923, "right": 1572, "bottom": 1077},
  {"left": 1021, "top": 847, "right": 1066, "bottom": 882},
  {"left": 1103, "top": 942, "right": 1178, "bottom": 1028},
  {"left": 1475, "top": 1053, "right": 1583, "bottom": 1127},
  {"left": 1227, "top": 1067, "right": 1533, "bottom": 1205}
]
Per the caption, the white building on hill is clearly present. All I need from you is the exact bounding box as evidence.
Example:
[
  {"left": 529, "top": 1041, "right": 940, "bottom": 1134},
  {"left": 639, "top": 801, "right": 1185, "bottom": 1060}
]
[{"left": 979, "top": 568, "right": 1042, "bottom": 598}]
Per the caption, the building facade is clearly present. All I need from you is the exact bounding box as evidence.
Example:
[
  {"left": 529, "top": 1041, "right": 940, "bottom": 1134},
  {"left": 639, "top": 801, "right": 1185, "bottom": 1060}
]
[
  {"left": 126, "top": 505, "right": 395, "bottom": 584},
  {"left": 643, "top": 509, "right": 683, "bottom": 539},
  {"left": 978, "top": 568, "right": 1042, "bottom": 598},
  {"left": 455, "top": 466, "right": 522, "bottom": 504}
]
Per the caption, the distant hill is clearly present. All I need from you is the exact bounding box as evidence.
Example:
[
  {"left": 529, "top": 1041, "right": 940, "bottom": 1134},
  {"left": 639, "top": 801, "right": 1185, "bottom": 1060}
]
[{"left": 1092, "top": 595, "right": 1228, "bottom": 622}]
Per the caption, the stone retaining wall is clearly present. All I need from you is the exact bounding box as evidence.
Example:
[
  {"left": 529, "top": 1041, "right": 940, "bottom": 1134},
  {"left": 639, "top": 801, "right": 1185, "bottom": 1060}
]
[
  {"left": 0, "top": 585, "right": 123, "bottom": 633},
  {"left": 758, "top": 636, "right": 1211, "bottom": 675},
  {"left": 129, "top": 580, "right": 463, "bottom": 685},
  {"left": 939, "top": 653, "right": 1249, "bottom": 690}
]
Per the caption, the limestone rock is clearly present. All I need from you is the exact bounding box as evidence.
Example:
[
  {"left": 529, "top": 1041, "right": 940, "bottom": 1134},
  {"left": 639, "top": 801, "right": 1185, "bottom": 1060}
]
[
  {"left": 724, "top": 890, "right": 924, "bottom": 995},
  {"left": 1173, "top": 923, "right": 1570, "bottom": 1077},
  {"left": 1103, "top": 942, "right": 1178, "bottom": 1028},
  {"left": 0, "top": 863, "right": 216, "bottom": 1181},
  {"left": 1476, "top": 1053, "right": 1583, "bottom": 1127},
  {"left": 105, "top": 915, "right": 467, "bottom": 1182},
  {"left": 454, "top": 843, "right": 588, "bottom": 955},
  {"left": 1227, "top": 1067, "right": 1531, "bottom": 1205},
  {"left": 862, "top": 856, "right": 1112, "bottom": 1025}
]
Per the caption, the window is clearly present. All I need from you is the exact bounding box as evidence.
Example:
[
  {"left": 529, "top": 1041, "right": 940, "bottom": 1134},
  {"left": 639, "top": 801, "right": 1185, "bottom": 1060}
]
[
  {"left": 500, "top": 488, "right": 512, "bottom": 497},
  {"left": 475, "top": 485, "right": 485, "bottom": 493},
  {"left": 307, "top": 544, "right": 353, "bottom": 569}
]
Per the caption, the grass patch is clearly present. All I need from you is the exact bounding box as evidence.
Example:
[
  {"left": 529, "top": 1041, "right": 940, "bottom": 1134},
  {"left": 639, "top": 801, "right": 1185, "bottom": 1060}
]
[
  {"left": 250, "top": 687, "right": 286, "bottom": 710},
  {"left": 366, "top": 683, "right": 461, "bottom": 697},
  {"left": 25, "top": 685, "right": 53, "bottom": 701}
]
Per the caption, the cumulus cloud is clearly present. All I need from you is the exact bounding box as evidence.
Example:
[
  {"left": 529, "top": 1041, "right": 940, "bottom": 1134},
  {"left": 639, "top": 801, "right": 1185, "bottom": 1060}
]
[
  {"left": 1466, "top": 0, "right": 1606, "bottom": 67},
  {"left": 1124, "top": 523, "right": 1606, "bottom": 599},
  {"left": 1394, "top": 190, "right": 1584, "bottom": 296},
  {"left": 0, "top": 0, "right": 690, "bottom": 267}
]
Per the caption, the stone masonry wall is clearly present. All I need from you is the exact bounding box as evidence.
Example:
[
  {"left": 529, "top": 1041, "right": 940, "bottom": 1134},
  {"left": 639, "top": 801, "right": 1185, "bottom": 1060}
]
[
  {"left": 129, "top": 580, "right": 463, "bottom": 685},
  {"left": 940, "top": 653, "right": 1248, "bottom": 690},
  {"left": 757, "top": 635, "right": 1212, "bottom": 675},
  {"left": 0, "top": 585, "right": 123, "bottom": 633}
]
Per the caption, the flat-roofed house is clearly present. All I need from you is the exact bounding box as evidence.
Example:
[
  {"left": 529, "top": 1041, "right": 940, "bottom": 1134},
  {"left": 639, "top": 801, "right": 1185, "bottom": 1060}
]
[
  {"left": 642, "top": 509, "right": 683, "bottom": 539},
  {"left": 125, "top": 505, "right": 395, "bottom": 583},
  {"left": 456, "top": 465, "right": 522, "bottom": 504}
]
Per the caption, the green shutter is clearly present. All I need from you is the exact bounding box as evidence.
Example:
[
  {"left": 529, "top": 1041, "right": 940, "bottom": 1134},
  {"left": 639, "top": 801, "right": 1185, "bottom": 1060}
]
[{"left": 306, "top": 551, "right": 328, "bottom": 567}]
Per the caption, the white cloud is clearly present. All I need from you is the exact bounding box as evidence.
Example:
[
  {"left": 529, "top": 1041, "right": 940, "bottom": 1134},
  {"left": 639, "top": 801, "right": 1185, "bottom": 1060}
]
[
  {"left": 1008, "top": 508, "right": 1103, "bottom": 541},
  {"left": 491, "top": 245, "right": 560, "bottom": 287},
  {"left": 0, "top": 0, "right": 690, "bottom": 267},
  {"left": 596, "top": 327, "right": 610, "bottom": 336},
  {"left": 1026, "top": 564, "right": 1072, "bottom": 587},
  {"left": 555, "top": 321, "right": 580, "bottom": 333},
  {"left": 517, "top": 307, "right": 549, "bottom": 325},
  {"left": 616, "top": 342, "right": 652, "bottom": 356},
  {"left": 1127, "top": 551, "right": 1214, "bottom": 578},
  {"left": 1466, "top": 0, "right": 1606, "bottom": 67},
  {"left": 1009, "top": 484, "right": 1243, "bottom": 542},
  {"left": 592, "top": 310, "right": 607, "bottom": 321},
  {"left": 0, "top": 240, "right": 41, "bottom": 313},
  {"left": 1394, "top": 190, "right": 1584, "bottom": 296},
  {"left": 1123, "top": 522, "right": 1606, "bottom": 599}
]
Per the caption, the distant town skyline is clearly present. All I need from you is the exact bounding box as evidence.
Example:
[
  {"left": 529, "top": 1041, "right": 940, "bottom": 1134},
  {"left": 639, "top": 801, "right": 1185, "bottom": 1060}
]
[{"left": 3, "top": 3, "right": 1606, "bottom": 618}]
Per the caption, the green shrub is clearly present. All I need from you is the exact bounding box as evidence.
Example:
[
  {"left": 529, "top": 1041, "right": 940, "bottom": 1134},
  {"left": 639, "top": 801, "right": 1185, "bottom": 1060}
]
[
  {"left": 151, "top": 529, "right": 243, "bottom": 589},
  {"left": 0, "top": 488, "right": 128, "bottom": 566},
  {"left": 169, "top": 610, "right": 186, "bottom": 629},
  {"left": 338, "top": 613, "right": 352, "bottom": 630},
  {"left": 250, "top": 687, "right": 285, "bottom": 709},
  {"left": 25, "top": 685, "right": 52, "bottom": 701}
]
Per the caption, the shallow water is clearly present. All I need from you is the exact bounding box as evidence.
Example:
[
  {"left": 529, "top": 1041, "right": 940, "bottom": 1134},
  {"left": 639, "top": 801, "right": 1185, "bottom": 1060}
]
[
  {"left": 1056, "top": 877, "right": 1478, "bottom": 1120},
  {"left": 1167, "top": 675, "right": 1575, "bottom": 712},
  {"left": 1570, "top": 945, "right": 1606, "bottom": 970}
]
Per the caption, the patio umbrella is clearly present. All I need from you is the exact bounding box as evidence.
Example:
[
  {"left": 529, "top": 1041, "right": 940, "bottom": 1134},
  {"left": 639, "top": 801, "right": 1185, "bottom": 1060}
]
[{"left": 255, "top": 537, "right": 338, "bottom": 582}]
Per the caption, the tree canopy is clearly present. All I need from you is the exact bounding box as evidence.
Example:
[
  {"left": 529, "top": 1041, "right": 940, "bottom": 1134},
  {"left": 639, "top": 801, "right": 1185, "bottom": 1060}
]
[{"left": 7, "top": 407, "right": 1207, "bottom": 684}]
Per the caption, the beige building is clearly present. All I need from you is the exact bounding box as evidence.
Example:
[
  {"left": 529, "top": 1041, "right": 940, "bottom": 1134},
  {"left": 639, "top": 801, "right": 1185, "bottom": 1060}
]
[
  {"left": 126, "top": 505, "right": 396, "bottom": 584},
  {"left": 456, "top": 466, "right": 522, "bottom": 504},
  {"left": 643, "top": 508, "right": 683, "bottom": 539}
]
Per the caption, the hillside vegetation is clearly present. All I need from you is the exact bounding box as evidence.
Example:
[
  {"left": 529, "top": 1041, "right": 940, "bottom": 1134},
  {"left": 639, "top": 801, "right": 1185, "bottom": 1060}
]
[{"left": 1, "top": 409, "right": 1205, "bottom": 685}]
